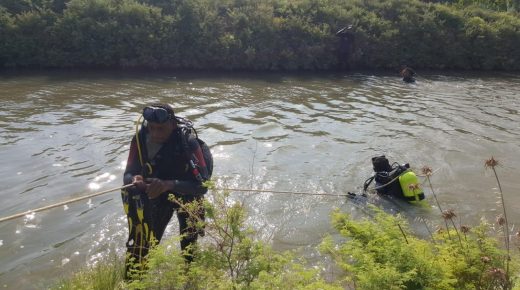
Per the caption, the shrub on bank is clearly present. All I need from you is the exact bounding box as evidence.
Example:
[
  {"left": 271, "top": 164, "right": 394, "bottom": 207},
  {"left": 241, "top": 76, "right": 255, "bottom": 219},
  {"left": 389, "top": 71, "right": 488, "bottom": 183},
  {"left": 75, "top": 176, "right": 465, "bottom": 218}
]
[
  {"left": 321, "top": 207, "right": 519, "bottom": 289},
  {"left": 54, "top": 189, "right": 342, "bottom": 290},
  {"left": 1, "top": 0, "right": 519, "bottom": 70}
]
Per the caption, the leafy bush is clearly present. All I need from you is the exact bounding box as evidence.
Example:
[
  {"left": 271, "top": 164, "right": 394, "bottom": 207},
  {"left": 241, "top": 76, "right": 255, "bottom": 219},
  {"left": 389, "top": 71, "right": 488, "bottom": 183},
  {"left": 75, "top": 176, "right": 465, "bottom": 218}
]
[
  {"left": 1, "top": 0, "right": 519, "bottom": 70},
  {"left": 127, "top": 189, "right": 341, "bottom": 289},
  {"left": 55, "top": 188, "right": 341, "bottom": 290},
  {"left": 54, "top": 185, "right": 520, "bottom": 290},
  {"left": 321, "top": 206, "right": 519, "bottom": 290}
]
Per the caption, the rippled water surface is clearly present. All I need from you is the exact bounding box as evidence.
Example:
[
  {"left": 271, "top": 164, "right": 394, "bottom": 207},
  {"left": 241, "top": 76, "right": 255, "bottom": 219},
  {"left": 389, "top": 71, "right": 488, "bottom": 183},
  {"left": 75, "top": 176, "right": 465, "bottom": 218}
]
[{"left": 0, "top": 71, "right": 519, "bottom": 288}]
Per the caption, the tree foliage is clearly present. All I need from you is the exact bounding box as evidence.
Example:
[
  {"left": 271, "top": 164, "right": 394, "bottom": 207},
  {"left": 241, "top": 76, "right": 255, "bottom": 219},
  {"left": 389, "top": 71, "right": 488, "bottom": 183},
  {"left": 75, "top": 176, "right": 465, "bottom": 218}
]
[{"left": 1, "top": 0, "right": 519, "bottom": 70}]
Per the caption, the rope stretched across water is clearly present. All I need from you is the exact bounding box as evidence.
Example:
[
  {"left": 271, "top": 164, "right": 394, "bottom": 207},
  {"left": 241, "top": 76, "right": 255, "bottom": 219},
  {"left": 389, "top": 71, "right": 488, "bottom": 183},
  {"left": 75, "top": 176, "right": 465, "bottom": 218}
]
[
  {"left": 0, "top": 185, "right": 356, "bottom": 223},
  {"left": 220, "top": 188, "right": 354, "bottom": 197},
  {"left": 0, "top": 184, "right": 134, "bottom": 223},
  {"left": 0, "top": 165, "right": 437, "bottom": 223}
]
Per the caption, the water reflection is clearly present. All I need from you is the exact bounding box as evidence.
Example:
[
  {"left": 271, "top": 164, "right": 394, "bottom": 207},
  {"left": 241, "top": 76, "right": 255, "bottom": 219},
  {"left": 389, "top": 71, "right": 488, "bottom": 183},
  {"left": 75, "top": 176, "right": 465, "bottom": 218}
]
[{"left": 88, "top": 172, "right": 117, "bottom": 190}]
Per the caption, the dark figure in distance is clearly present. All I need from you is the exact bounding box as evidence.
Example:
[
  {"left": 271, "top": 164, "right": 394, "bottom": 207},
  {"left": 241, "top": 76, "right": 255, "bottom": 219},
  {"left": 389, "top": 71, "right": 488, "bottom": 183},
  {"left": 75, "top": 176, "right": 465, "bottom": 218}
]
[
  {"left": 121, "top": 104, "right": 210, "bottom": 278},
  {"left": 336, "top": 25, "right": 355, "bottom": 70},
  {"left": 400, "top": 66, "right": 416, "bottom": 83}
]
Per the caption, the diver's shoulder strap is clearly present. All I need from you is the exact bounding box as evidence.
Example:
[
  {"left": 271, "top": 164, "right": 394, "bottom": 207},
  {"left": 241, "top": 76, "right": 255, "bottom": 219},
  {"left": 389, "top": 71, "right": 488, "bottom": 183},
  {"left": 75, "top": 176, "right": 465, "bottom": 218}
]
[
  {"left": 363, "top": 175, "right": 375, "bottom": 193},
  {"left": 178, "top": 126, "right": 206, "bottom": 182},
  {"left": 135, "top": 127, "right": 153, "bottom": 176}
]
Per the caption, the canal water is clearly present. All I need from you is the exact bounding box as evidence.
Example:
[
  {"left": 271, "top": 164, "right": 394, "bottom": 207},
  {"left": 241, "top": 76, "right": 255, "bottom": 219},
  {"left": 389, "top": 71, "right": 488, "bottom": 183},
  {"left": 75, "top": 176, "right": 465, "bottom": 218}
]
[{"left": 0, "top": 71, "right": 519, "bottom": 288}]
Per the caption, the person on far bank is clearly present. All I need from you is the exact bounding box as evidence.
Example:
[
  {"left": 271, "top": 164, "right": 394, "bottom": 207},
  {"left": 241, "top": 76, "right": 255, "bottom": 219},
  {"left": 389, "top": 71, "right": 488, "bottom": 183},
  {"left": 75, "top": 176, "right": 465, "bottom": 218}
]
[
  {"left": 336, "top": 25, "right": 355, "bottom": 70},
  {"left": 121, "top": 104, "right": 210, "bottom": 278}
]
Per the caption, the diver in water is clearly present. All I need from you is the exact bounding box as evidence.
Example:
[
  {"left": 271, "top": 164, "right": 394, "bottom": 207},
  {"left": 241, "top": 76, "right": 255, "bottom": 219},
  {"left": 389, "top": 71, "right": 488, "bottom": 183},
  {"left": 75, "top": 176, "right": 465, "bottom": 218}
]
[
  {"left": 121, "top": 104, "right": 211, "bottom": 278},
  {"left": 400, "top": 66, "right": 416, "bottom": 83},
  {"left": 363, "top": 155, "right": 425, "bottom": 203}
]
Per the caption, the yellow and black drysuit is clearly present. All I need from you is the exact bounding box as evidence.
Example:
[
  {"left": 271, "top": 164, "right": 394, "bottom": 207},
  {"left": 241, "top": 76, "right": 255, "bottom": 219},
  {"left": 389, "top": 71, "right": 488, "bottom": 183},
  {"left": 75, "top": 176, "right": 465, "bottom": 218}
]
[{"left": 121, "top": 125, "right": 209, "bottom": 277}]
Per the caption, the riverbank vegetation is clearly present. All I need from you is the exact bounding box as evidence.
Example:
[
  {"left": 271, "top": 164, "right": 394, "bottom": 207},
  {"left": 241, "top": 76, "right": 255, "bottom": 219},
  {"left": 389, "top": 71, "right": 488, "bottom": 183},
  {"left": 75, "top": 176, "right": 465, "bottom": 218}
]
[
  {"left": 1, "top": 0, "right": 519, "bottom": 70},
  {"left": 55, "top": 158, "right": 520, "bottom": 290}
]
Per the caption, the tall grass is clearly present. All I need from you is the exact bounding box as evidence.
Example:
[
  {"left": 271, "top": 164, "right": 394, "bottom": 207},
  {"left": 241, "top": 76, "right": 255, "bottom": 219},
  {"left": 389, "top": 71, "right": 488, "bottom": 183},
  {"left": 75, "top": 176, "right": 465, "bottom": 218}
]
[
  {"left": 485, "top": 157, "right": 512, "bottom": 278},
  {"left": 54, "top": 254, "right": 125, "bottom": 290}
]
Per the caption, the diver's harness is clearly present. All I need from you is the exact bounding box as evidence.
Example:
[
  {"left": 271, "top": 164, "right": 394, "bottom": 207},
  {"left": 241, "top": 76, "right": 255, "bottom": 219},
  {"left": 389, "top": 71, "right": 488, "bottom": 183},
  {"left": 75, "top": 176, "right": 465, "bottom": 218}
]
[
  {"left": 363, "top": 155, "right": 425, "bottom": 203},
  {"left": 176, "top": 116, "right": 212, "bottom": 182},
  {"left": 134, "top": 115, "right": 213, "bottom": 181}
]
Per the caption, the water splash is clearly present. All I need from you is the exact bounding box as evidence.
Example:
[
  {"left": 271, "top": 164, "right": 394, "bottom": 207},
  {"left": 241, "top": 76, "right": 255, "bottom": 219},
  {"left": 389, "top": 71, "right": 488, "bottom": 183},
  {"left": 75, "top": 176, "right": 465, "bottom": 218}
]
[{"left": 24, "top": 212, "right": 35, "bottom": 221}]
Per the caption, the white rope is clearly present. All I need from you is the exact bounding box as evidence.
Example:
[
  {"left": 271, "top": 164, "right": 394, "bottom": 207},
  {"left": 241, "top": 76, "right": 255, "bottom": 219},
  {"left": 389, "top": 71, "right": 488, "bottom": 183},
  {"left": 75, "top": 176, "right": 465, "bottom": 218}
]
[
  {"left": 0, "top": 184, "right": 134, "bottom": 223},
  {"left": 0, "top": 185, "right": 360, "bottom": 223}
]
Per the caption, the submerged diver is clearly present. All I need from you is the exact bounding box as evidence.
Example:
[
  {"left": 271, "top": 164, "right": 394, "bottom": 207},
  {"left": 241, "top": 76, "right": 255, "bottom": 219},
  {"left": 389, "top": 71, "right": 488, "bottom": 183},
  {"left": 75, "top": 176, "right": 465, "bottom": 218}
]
[
  {"left": 363, "top": 155, "right": 425, "bottom": 203},
  {"left": 121, "top": 104, "right": 212, "bottom": 278},
  {"left": 400, "top": 66, "right": 416, "bottom": 83}
]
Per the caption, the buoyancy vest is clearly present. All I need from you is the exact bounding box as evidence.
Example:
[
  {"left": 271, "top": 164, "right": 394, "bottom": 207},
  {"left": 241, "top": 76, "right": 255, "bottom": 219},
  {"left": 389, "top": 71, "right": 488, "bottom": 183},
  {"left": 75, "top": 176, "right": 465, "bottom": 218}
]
[
  {"left": 135, "top": 117, "right": 213, "bottom": 183},
  {"left": 398, "top": 170, "right": 424, "bottom": 203},
  {"left": 364, "top": 155, "right": 425, "bottom": 203},
  {"left": 137, "top": 127, "right": 194, "bottom": 181}
]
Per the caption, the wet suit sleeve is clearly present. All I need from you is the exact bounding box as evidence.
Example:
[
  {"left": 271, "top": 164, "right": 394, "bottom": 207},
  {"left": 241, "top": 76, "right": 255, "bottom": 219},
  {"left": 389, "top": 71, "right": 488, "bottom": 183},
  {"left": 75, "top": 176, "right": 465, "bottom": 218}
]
[
  {"left": 173, "top": 136, "right": 209, "bottom": 196},
  {"left": 123, "top": 136, "right": 142, "bottom": 185}
]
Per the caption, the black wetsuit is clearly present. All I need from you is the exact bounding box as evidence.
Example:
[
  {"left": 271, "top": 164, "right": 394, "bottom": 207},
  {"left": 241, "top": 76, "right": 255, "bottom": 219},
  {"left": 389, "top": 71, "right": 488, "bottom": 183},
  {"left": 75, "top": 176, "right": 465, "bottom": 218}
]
[{"left": 121, "top": 125, "right": 209, "bottom": 275}]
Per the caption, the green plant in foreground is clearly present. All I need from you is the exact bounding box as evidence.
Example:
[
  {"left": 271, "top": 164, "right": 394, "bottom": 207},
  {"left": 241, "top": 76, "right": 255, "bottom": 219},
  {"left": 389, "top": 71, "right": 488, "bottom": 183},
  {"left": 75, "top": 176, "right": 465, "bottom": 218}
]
[
  {"left": 321, "top": 206, "right": 455, "bottom": 290},
  {"left": 127, "top": 187, "right": 341, "bottom": 290},
  {"left": 321, "top": 206, "right": 519, "bottom": 290},
  {"left": 54, "top": 177, "right": 519, "bottom": 290},
  {"left": 485, "top": 157, "right": 510, "bottom": 256},
  {"left": 54, "top": 254, "right": 125, "bottom": 290},
  {"left": 422, "top": 166, "right": 453, "bottom": 241},
  {"left": 55, "top": 189, "right": 341, "bottom": 290}
]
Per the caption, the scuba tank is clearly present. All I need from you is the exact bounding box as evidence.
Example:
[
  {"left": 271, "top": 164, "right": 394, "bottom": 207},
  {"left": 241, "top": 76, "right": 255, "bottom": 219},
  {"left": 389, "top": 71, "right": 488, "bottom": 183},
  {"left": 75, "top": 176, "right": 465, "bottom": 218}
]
[
  {"left": 399, "top": 170, "right": 424, "bottom": 204},
  {"left": 364, "top": 155, "right": 425, "bottom": 203}
]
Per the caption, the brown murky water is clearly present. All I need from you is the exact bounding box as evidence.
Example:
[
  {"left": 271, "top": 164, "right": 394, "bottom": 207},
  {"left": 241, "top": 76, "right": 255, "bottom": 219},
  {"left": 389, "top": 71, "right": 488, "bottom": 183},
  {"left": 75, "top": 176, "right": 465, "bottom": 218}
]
[{"left": 0, "top": 71, "right": 519, "bottom": 289}]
